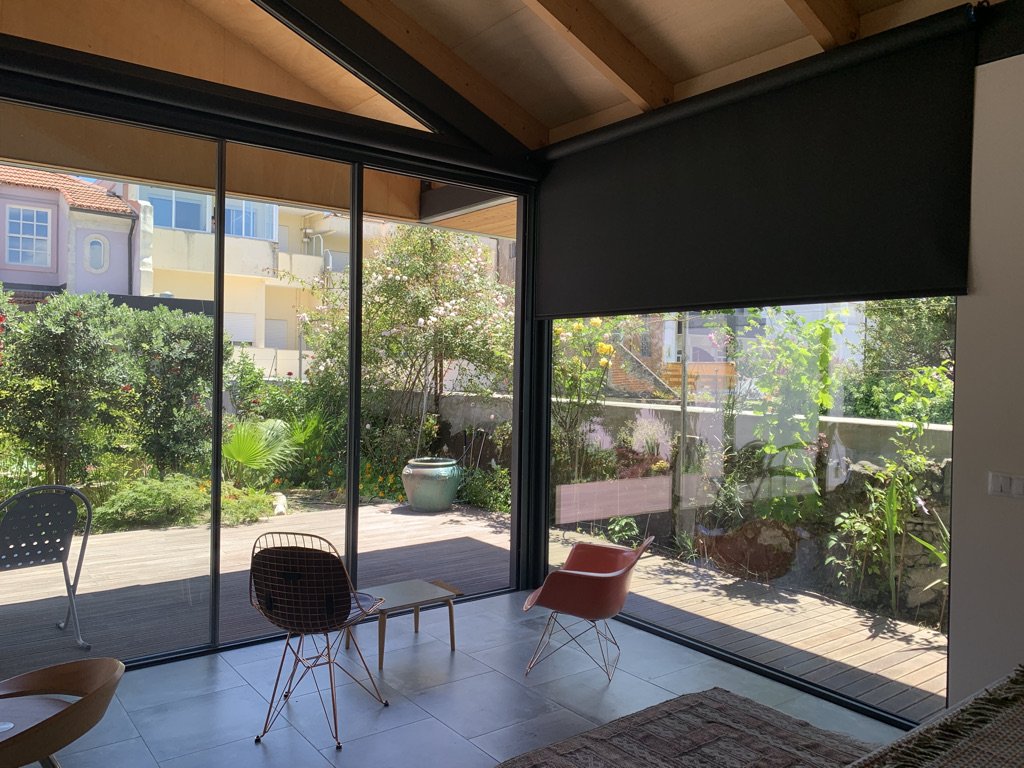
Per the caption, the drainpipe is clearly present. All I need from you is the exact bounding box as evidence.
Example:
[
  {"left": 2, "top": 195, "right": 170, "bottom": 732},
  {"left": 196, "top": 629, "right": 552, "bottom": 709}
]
[{"left": 127, "top": 215, "right": 137, "bottom": 295}]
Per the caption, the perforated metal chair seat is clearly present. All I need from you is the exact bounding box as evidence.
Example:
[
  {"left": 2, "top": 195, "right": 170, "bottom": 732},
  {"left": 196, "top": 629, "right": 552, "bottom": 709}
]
[{"left": 0, "top": 486, "right": 92, "bottom": 650}]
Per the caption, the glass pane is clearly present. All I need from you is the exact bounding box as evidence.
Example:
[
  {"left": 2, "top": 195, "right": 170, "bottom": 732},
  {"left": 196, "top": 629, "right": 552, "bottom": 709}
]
[
  {"left": 358, "top": 171, "right": 518, "bottom": 598},
  {"left": 220, "top": 144, "right": 352, "bottom": 645},
  {"left": 548, "top": 300, "right": 954, "bottom": 722},
  {"left": 0, "top": 117, "right": 218, "bottom": 679}
]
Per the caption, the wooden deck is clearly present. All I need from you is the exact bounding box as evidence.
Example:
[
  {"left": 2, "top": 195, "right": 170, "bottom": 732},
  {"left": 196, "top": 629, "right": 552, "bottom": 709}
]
[{"left": 0, "top": 501, "right": 946, "bottom": 722}]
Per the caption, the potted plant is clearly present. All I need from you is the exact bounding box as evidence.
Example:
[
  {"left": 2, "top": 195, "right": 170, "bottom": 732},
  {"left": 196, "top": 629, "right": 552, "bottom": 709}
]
[{"left": 401, "top": 457, "right": 462, "bottom": 513}]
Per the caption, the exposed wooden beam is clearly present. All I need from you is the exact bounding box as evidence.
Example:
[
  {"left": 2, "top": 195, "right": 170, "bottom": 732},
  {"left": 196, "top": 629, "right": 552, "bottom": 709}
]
[
  {"left": 338, "top": 0, "right": 550, "bottom": 149},
  {"left": 784, "top": 0, "right": 860, "bottom": 50},
  {"left": 521, "top": 0, "right": 673, "bottom": 111}
]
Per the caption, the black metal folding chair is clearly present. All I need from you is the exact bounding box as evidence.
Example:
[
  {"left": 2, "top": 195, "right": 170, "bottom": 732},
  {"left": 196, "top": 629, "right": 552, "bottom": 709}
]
[{"left": 0, "top": 485, "right": 92, "bottom": 650}]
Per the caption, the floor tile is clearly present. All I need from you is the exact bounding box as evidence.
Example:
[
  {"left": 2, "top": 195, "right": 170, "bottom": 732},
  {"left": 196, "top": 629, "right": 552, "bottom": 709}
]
[
  {"left": 229, "top": 643, "right": 375, "bottom": 703},
  {"left": 57, "top": 736, "right": 159, "bottom": 768},
  {"left": 654, "top": 657, "right": 804, "bottom": 707},
  {"left": 611, "top": 626, "right": 710, "bottom": 680},
  {"left": 440, "top": 591, "right": 536, "bottom": 625},
  {"left": 159, "top": 726, "right": 331, "bottom": 768},
  {"left": 50, "top": 592, "right": 910, "bottom": 767},
  {"left": 772, "top": 692, "right": 907, "bottom": 745},
  {"left": 532, "top": 667, "right": 676, "bottom": 724},
  {"left": 375, "top": 638, "right": 492, "bottom": 695},
  {"left": 418, "top": 608, "right": 549, "bottom": 655},
  {"left": 323, "top": 718, "right": 495, "bottom": 768},
  {"left": 218, "top": 637, "right": 287, "bottom": 669},
  {"left": 470, "top": 637, "right": 598, "bottom": 686},
  {"left": 282, "top": 679, "right": 430, "bottom": 750},
  {"left": 58, "top": 696, "right": 139, "bottom": 756},
  {"left": 117, "top": 655, "right": 246, "bottom": 712},
  {"left": 471, "top": 707, "right": 595, "bottom": 762},
  {"left": 410, "top": 670, "right": 562, "bottom": 739},
  {"left": 130, "top": 683, "right": 285, "bottom": 761}
]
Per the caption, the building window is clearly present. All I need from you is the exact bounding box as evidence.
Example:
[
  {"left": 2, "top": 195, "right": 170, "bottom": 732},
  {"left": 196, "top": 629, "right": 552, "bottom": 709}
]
[
  {"left": 84, "top": 235, "right": 109, "bottom": 274},
  {"left": 138, "top": 186, "right": 210, "bottom": 232},
  {"left": 224, "top": 198, "right": 278, "bottom": 240},
  {"left": 6, "top": 206, "right": 51, "bottom": 267}
]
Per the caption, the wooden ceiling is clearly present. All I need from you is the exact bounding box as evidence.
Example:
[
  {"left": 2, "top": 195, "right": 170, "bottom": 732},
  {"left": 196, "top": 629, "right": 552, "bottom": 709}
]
[
  {"left": 332, "top": 0, "right": 978, "bottom": 148},
  {"left": 0, "top": 0, "right": 990, "bottom": 239}
]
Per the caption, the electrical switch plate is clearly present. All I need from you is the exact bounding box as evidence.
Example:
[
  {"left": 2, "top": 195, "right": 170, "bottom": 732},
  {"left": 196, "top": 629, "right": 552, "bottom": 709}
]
[
  {"left": 989, "top": 471, "right": 1012, "bottom": 496},
  {"left": 1012, "top": 475, "right": 1024, "bottom": 499}
]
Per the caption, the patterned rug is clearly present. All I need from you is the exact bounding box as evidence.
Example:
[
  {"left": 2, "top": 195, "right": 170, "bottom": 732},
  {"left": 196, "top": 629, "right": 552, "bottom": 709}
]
[
  {"left": 498, "top": 687, "right": 872, "bottom": 768},
  {"left": 849, "top": 665, "right": 1024, "bottom": 767}
]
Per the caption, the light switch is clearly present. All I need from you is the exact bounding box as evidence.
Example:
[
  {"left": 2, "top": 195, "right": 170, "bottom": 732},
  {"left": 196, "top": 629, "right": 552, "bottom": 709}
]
[
  {"left": 1013, "top": 475, "right": 1024, "bottom": 498},
  {"left": 989, "top": 471, "right": 1012, "bottom": 496}
]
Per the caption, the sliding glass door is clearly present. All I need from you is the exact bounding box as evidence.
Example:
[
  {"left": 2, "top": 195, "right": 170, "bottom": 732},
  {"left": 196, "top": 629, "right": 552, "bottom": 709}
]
[{"left": 547, "top": 300, "right": 954, "bottom": 722}]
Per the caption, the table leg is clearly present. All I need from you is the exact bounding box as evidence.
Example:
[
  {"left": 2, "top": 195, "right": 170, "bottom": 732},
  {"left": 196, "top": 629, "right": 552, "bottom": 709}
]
[
  {"left": 414, "top": 606, "right": 420, "bottom": 633},
  {"left": 378, "top": 611, "right": 387, "bottom": 670},
  {"left": 446, "top": 599, "right": 455, "bottom": 651}
]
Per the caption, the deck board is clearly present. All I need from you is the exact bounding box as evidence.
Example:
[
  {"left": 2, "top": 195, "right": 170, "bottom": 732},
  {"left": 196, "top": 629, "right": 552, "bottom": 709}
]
[{"left": 0, "top": 501, "right": 947, "bottom": 721}]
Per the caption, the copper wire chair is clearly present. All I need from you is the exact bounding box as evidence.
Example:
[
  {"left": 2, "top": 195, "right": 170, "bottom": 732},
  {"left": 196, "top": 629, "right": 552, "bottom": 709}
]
[
  {"left": 249, "top": 532, "right": 388, "bottom": 751},
  {"left": 523, "top": 536, "right": 653, "bottom": 681},
  {"left": 0, "top": 485, "right": 92, "bottom": 650}
]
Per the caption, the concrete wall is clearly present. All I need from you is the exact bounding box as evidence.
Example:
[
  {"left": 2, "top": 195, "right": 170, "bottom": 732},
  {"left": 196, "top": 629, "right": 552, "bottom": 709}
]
[{"left": 948, "top": 53, "right": 1024, "bottom": 704}]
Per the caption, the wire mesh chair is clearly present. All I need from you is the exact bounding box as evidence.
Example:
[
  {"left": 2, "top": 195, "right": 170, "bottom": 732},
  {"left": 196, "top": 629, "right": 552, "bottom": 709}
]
[
  {"left": 249, "top": 532, "right": 388, "bottom": 751},
  {"left": 523, "top": 536, "right": 653, "bottom": 681},
  {"left": 0, "top": 485, "right": 93, "bottom": 650}
]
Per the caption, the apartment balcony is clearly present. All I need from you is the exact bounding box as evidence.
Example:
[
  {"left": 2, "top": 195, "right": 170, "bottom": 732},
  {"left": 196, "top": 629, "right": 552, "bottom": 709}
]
[{"left": 150, "top": 229, "right": 277, "bottom": 279}]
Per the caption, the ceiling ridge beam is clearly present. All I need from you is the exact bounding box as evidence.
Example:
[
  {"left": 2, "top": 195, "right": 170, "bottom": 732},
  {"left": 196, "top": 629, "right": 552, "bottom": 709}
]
[
  {"left": 252, "top": 0, "right": 540, "bottom": 157},
  {"left": 784, "top": 0, "right": 861, "bottom": 50},
  {"left": 520, "top": 0, "right": 673, "bottom": 111},
  {"left": 338, "top": 0, "right": 550, "bottom": 149}
]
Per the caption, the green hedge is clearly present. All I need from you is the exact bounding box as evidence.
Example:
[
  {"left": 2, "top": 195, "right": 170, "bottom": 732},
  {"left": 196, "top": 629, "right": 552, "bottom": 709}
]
[{"left": 93, "top": 474, "right": 273, "bottom": 532}]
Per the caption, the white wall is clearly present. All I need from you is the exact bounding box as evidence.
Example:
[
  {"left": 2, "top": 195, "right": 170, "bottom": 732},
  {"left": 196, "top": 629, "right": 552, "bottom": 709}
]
[{"left": 949, "top": 53, "right": 1024, "bottom": 704}]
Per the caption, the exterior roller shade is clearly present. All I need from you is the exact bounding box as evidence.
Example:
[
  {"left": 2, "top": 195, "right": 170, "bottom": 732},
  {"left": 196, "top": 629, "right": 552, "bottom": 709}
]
[
  {"left": 0, "top": 101, "right": 216, "bottom": 189},
  {"left": 226, "top": 143, "right": 350, "bottom": 210},
  {"left": 534, "top": 10, "right": 977, "bottom": 319}
]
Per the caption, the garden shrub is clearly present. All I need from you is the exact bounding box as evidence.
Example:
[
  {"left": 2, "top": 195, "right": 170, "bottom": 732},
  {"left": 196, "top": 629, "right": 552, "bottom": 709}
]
[
  {"left": 459, "top": 465, "right": 511, "bottom": 514},
  {"left": 94, "top": 474, "right": 273, "bottom": 532}
]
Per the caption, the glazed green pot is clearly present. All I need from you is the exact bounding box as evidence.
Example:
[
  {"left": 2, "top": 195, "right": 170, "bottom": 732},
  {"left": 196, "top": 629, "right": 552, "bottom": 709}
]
[{"left": 401, "top": 457, "right": 462, "bottom": 513}]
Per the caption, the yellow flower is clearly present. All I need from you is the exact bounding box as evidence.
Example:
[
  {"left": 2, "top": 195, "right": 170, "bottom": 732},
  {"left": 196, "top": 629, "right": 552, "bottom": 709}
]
[
  {"left": 572, "top": 322, "right": 584, "bottom": 333},
  {"left": 597, "top": 342, "right": 614, "bottom": 355},
  {"left": 599, "top": 357, "right": 610, "bottom": 368},
  {"left": 589, "top": 317, "right": 602, "bottom": 327}
]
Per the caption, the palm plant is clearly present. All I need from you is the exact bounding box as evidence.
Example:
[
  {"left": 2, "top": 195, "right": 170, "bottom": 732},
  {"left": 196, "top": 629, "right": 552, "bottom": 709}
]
[{"left": 222, "top": 419, "right": 297, "bottom": 488}]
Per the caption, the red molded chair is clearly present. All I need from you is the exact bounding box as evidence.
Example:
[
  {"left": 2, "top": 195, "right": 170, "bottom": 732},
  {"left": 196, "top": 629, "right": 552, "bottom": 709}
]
[{"left": 523, "top": 536, "right": 653, "bottom": 680}]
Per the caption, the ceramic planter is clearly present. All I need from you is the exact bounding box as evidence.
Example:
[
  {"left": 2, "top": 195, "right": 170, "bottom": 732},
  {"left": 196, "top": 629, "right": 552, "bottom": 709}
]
[{"left": 401, "top": 457, "right": 462, "bottom": 513}]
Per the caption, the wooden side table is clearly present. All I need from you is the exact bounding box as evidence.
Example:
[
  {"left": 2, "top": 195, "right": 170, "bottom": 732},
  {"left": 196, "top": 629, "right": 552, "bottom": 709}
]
[{"left": 366, "top": 579, "right": 459, "bottom": 669}]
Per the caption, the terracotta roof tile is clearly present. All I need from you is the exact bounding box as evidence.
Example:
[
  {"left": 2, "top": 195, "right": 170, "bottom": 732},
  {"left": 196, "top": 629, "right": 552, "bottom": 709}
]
[{"left": 0, "top": 165, "right": 136, "bottom": 216}]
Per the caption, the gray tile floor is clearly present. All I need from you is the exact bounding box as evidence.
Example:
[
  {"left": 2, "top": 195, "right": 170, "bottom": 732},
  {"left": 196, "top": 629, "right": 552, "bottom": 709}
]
[{"left": 54, "top": 592, "right": 905, "bottom": 767}]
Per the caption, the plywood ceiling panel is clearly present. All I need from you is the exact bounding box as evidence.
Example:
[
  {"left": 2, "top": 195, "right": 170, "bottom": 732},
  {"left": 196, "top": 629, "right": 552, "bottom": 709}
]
[
  {"left": 389, "top": 0, "right": 626, "bottom": 127},
  {"left": 0, "top": 0, "right": 425, "bottom": 131},
  {"left": 591, "top": 0, "right": 810, "bottom": 82}
]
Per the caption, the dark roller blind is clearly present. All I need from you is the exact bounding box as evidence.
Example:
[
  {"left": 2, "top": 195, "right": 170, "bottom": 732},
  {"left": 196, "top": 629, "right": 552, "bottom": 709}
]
[{"left": 534, "top": 10, "right": 977, "bottom": 318}]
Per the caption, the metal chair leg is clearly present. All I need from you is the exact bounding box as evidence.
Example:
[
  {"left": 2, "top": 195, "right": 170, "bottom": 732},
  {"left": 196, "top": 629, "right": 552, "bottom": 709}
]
[
  {"left": 525, "top": 612, "right": 622, "bottom": 680},
  {"left": 58, "top": 561, "right": 89, "bottom": 650},
  {"left": 525, "top": 611, "right": 559, "bottom": 676}
]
